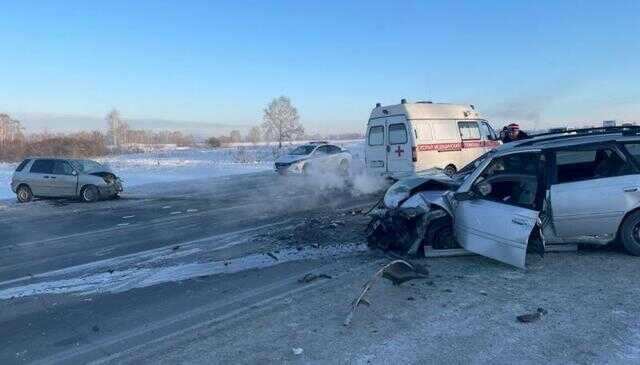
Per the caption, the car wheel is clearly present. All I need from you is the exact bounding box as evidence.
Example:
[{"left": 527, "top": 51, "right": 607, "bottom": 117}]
[
  {"left": 426, "top": 213, "right": 458, "bottom": 250},
  {"left": 81, "top": 185, "right": 99, "bottom": 203},
  {"left": 620, "top": 210, "right": 640, "bottom": 256},
  {"left": 444, "top": 164, "right": 457, "bottom": 177},
  {"left": 16, "top": 185, "right": 33, "bottom": 203}
]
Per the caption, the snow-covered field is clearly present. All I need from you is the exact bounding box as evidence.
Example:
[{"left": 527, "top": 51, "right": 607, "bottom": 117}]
[
  {"left": 0, "top": 164, "right": 15, "bottom": 199},
  {"left": 0, "top": 140, "right": 365, "bottom": 200}
]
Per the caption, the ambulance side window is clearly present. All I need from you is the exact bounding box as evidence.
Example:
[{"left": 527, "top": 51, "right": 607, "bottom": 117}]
[
  {"left": 479, "top": 121, "right": 498, "bottom": 140},
  {"left": 388, "top": 124, "right": 407, "bottom": 145},
  {"left": 458, "top": 121, "right": 481, "bottom": 140},
  {"left": 368, "top": 126, "right": 384, "bottom": 146}
]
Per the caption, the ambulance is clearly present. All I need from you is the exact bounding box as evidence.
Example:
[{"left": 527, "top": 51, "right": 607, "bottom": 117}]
[{"left": 365, "top": 100, "right": 500, "bottom": 178}]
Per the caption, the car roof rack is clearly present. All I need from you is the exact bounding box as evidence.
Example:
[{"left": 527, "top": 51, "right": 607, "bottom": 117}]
[
  {"left": 519, "top": 126, "right": 640, "bottom": 147},
  {"left": 531, "top": 125, "right": 640, "bottom": 138}
]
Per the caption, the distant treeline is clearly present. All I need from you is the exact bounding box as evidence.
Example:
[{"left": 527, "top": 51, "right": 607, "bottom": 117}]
[
  {"left": 1, "top": 109, "right": 365, "bottom": 162},
  {"left": 0, "top": 131, "right": 107, "bottom": 162},
  {"left": 206, "top": 130, "right": 364, "bottom": 148},
  {"left": 0, "top": 130, "right": 197, "bottom": 162}
]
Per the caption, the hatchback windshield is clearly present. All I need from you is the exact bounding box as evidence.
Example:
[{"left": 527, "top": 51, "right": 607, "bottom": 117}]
[
  {"left": 454, "top": 151, "right": 493, "bottom": 180},
  {"left": 288, "top": 145, "right": 316, "bottom": 155},
  {"left": 70, "top": 159, "right": 103, "bottom": 172}
]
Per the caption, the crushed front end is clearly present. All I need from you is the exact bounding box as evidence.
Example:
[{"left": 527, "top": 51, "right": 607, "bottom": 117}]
[
  {"left": 366, "top": 174, "right": 460, "bottom": 256},
  {"left": 90, "top": 171, "right": 124, "bottom": 197}
]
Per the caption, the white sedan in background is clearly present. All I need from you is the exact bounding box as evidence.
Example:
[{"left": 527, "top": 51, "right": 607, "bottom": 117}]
[{"left": 274, "top": 142, "right": 352, "bottom": 176}]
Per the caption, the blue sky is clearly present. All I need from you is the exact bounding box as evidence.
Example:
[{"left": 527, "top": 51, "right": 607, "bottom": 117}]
[{"left": 0, "top": 0, "right": 638, "bottom": 133}]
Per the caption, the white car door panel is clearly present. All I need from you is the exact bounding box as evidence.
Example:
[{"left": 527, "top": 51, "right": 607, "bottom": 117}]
[
  {"left": 313, "top": 146, "right": 330, "bottom": 169},
  {"left": 28, "top": 159, "right": 56, "bottom": 196},
  {"left": 50, "top": 160, "right": 79, "bottom": 197},
  {"left": 550, "top": 146, "right": 640, "bottom": 239},
  {"left": 455, "top": 199, "right": 538, "bottom": 269},
  {"left": 550, "top": 175, "right": 640, "bottom": 238}
]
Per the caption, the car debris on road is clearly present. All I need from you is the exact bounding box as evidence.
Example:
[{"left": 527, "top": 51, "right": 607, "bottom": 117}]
[
  {"left": 344, "top": 259, "right": 428, "bottom": 326},
  {"left": 517, "top": 308, "right": 548, "bottom": 323},
  {"left": 366, "top": 126, "right": 640, "bottom": 268},
  {"left": 298, "top": 273, "right": 332, "bottom": 283}
]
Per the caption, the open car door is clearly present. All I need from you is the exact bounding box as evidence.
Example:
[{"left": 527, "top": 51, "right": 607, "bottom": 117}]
[
  {"left": 453, "top": 152, "right": 544, "bottom": 268},
  {"left": 454, "top": 199, "right": 538, "bottom": 268}
]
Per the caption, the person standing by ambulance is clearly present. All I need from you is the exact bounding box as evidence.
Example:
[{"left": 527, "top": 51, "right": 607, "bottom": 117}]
[{"left": 501, "top": 123, "right": 530, "bottom": 143}]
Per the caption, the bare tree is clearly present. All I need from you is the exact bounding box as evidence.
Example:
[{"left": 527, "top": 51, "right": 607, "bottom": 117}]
[
  {"left": 0, "top": 113, "right": 25, "bottom": 160},
  {"left": 246, "top": 126, "right": 262, "bottom": 144},
  {"left": 206, "top": 136, "right": 222, "bottom": 148},
  {"left": 229, "top": 130, "right": 242, "bottom": 143},
  {"left": 106, "top": 108, "right": 129, "bottom": 149},
  {"left": 261, "top": 96, "right": 304, "bottom": 149},
  {"left": 106, "top": 109, "right": 120, "bottom": 147}
]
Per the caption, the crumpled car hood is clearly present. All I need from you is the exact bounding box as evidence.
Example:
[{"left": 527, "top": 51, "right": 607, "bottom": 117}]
[
  {"left": 85, "top": 167, "right": 115, "bottom": 174},
  {"left": 275, "top": 154, "right": 308, "bottom": 164},
  {"left": 383, "top": 173, "right": 459, "bottom": 209}
]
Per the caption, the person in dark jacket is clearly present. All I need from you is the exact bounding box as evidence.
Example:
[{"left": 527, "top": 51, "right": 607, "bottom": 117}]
[
  {"left": 501, "top": 123, "right": 529, "bottom": 143},
  {"left": 499, "top": 126, "right": 509, "bottom": 141}
]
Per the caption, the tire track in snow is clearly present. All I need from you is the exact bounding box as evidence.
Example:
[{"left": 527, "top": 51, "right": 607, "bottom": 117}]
[
  {"left": 0, "top": 243, "right": 368, "bottom": 299},
  {"left": 0, "top": 219, "right": 296, "bottom": 288}
]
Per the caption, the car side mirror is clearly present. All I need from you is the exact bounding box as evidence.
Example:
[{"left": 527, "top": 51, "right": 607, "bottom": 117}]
[{"left": 453, "top": 191, "right": 474, "bottom": 201}]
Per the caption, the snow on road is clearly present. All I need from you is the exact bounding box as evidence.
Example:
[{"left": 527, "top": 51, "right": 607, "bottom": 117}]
[
  {"left": 0, "top": 140, "right": 365, "bottom": 201},
  {"left": 0, "top": 163, "right": 15, "bottom": 200},
  {"left": 0, "top": 243, "right": 368, "bottom": 299}
]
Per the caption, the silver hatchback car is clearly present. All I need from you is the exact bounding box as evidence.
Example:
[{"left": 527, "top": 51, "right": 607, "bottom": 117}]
[{"left": 10, "top": 158, "right": 123, "bottom": 203}]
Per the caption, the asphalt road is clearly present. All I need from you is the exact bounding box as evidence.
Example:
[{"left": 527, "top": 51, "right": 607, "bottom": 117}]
[
  {"left": 1, "top": 172, "right": 640, "bottom": 364},
  {"left": 0, "top": 172, "right": 382, "bottom": 364}
]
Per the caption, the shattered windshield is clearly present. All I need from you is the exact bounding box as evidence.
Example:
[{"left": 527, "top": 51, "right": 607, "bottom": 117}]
[
  {"left": 70, "top": 159, "right": 103, "bottom": 172},
  {"left": 454, "top": 151, "right": 493, "bottom": 180},
  {"left": 288, "top": 145, "right": 316, "bottom": 155}
]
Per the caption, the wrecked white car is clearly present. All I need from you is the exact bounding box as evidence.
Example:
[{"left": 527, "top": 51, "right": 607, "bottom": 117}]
[
  {"left": 274, "top": 142, "right": 352, "bottom": 175},
  {"left": 367, "top": 127, "right": 640, "bottom": 268}
]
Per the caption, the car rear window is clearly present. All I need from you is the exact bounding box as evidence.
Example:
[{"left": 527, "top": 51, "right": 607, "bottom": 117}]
[
  {"left": 15, "top": 159, "right": 31, "bottom": 172},
  {"left": 388, "top": 124, "right": 408, "bottom": 144},
  {"left": 368, "top": 126, "right": 384, "bottom": 146},
  {"left": 623, "top": 142, "right": 640, "bottom": 163},
  {"left": 315, "top": 145, "right": 330, "bottom": 155},
  {"left": 555, "top": 147, "right": 634, "bottom": 183},
  {"left": 326, "top": 145, "right": 342, "bottom": 154},
  {"left": 289, "top": 145, "right": 316, "bottom": 155},
  {"left": 30, "top": 159, "right": 55, "bottom": 174}
]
